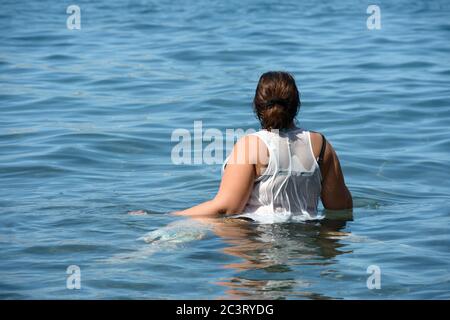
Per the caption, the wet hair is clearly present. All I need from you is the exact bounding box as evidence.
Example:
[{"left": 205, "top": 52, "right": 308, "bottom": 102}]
[{"left": 253, "top": 71, "right": 300, "bottom": 130}]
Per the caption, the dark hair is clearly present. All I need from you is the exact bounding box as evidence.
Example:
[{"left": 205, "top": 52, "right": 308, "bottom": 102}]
[{"left": 253, "top": 71, "right": 300, "bottom": 130}]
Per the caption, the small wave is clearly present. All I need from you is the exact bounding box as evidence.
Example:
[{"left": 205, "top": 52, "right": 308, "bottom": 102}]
[
  {"left": 139, "top": 219, "right": 209, "bottom": 244},
  {"left": 127, "top": 210, "right": 149, "bottom": 216},
  {"left": 0, "top": 164, "right": 72, "bottom": 178},
  {"left": 43, "top": 54, "right": 74, "bottom": 61},
  {"left": 102, "top": 219, "right": 210, "bottom": 263}
]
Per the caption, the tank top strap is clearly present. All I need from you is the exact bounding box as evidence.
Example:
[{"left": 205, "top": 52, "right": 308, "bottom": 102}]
[
  {"left": 248, "top": 130, "right": 272, "bottom": 145},
  {"left": 221, "top": 130, "right": 272, "bottom": 174},
  {"left": 250, "top": 130, "right": 279, "bottom": 181}
]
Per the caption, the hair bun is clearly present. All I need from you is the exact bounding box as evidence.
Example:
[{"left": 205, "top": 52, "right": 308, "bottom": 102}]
[{"left": 261, "top": 104, "right": 292, "bottom": 130}]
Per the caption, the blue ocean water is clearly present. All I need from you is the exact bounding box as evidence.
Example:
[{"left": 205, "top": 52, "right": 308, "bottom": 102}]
[{"left": 0, "top": 0, "right": 449, "bottom": 299}]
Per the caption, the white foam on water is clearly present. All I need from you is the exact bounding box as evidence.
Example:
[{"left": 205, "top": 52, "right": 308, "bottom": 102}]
[{"left": 127, "top": 210, "right": 149, "bottom": 216}]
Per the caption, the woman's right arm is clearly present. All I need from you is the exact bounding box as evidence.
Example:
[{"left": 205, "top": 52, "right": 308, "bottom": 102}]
[{"left": 311, "top": 133, "right": 353, "bottom": 210}]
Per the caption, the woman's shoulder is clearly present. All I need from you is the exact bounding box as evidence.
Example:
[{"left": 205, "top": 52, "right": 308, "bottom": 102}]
[{"left": 308, "top": 131, "right": 326, "bottom": 159}]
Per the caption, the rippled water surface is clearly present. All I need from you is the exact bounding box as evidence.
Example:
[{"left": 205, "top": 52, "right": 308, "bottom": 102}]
[{"left": 1, "top": 0, "right": 449, "bottom": 299}]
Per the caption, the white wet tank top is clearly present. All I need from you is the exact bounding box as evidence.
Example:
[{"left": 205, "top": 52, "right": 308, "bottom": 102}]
[{"left": 223, "top": 127, "right": 323, "bottom": 223}]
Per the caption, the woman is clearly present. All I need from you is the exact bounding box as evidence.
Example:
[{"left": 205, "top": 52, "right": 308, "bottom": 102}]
[{"left": 174, "top": 71, "right": 352, "bottom": 220}]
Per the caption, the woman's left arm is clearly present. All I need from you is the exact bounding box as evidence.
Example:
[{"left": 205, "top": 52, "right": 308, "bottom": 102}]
[{"left": 172, "top": 136, "right": 256, "bottom": 217}]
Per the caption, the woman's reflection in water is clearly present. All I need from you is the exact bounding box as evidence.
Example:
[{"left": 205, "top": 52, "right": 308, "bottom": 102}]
[{"left": 191, "top": 210, "right": 353, "bottom": 299}]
